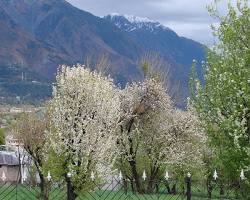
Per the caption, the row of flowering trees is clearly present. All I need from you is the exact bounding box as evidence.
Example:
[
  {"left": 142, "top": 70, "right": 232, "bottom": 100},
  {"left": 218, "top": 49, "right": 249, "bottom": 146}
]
[
  {"left": 47, "top": 64, "right": 205, "bottom": 199},
  {"left": 14, "top": 64, "right": 206, "bottom": 200}
]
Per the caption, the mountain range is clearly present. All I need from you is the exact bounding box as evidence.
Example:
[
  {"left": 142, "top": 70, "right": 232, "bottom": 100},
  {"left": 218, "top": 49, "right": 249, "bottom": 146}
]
[{"left": 0, "top": 0, "right": 205, "bottom": 105}]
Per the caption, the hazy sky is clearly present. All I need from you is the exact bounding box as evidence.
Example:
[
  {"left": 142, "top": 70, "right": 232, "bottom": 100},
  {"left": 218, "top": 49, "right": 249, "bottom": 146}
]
[{"left": 66, "top": 0, "right": 230, "bottom": 45}]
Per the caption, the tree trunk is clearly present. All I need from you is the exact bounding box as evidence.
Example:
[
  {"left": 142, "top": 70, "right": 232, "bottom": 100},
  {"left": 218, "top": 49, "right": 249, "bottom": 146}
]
[
  {"left": 38, "top": 172, "right": 49, "bottom": 200},
  {"left": 65, "top": 175, "right": 77, "bottom": 200},
  {"left": 147, "top": 179, "right": 155, "bottom": 193},
  {"left": 164, "top": 181, "right": 171, "bottom": 194},
  {"left": 186, "top": 177, "right": 191, "bottom": 200},
  {"left": 207, "top": 178, "right": 212, "bottom": 199},
  {"left": 171, "top": 184, "right": 177, "bottom": 195},
  {"left": 123, "top": 178, "right": 128, "bottom": 194},
  {"left": 129, "top": 160, "right": 143, "bottom": 193},
  {"left": 219, "top": 183, "right": 225, "bottom": 197},
  {"left": 126, "top": 118, "right": 143, "bottom": 193},
  {"left": 130, "top": 179, "right": 135, "bottom": 193},
  {"left": 146, "top": 167, "right": 159, "bottom": 193},
  {"left": 32, "top": 156, "right": 48, "bottom": 200},
  {"left": 147, "top": 170, "right": 158, "bottom": 193}
]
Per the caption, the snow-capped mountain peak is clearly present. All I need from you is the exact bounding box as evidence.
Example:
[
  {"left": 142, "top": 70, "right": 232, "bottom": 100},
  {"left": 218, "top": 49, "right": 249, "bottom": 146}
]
[
  {"left": 104, "top": 13, "right": 171, "bottom": 33},
  {"left": 124, "top": 14, "right": 154, "bottom": 23}
]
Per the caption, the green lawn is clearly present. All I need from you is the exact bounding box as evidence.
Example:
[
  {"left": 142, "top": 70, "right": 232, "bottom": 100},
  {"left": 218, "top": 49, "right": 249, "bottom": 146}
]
[
  {"left": 0, "top": 186, "right": 184, "bottom": 200},
  {"left": 80, "top": 190, "right": 185, "bottom": 200},
  {"left": 0, "top": 185, "right": 237, "bottom": 200}
]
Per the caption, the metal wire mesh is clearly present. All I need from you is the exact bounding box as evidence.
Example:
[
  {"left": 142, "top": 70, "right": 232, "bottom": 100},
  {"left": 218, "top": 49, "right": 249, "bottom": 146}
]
[{"left": 0, "top": 177, "right": 248, "bottom": 200}]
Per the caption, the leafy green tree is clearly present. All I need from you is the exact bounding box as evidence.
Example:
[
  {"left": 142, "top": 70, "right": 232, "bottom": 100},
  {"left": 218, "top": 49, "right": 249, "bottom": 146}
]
[
  {"left": 0, "top": 128, "right": 5, "bottom": 145},
  {"left": 190, "top": 0, "right": 250, "bottom": 197},
  {"left": 13, "top": 113, "right": 50, "bottom": 200}
]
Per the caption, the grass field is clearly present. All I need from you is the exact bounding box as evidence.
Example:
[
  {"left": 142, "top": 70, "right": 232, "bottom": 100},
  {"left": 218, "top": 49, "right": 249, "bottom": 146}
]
[
  {"left": 0, "top": 186, "right": 184, "bottom": 200},
  {"left": 0, "top": 184, "right": 236, "bottom": 200}
]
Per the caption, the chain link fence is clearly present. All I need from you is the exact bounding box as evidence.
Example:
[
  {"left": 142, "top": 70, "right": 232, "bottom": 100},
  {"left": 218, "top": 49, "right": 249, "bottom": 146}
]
[{"left": 0, "top": 175, "right": 248, "bottom": 200}]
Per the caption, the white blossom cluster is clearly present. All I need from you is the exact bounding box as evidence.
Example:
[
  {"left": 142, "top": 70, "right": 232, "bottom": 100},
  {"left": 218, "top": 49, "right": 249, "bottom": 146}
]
[
  {"left": 118, "top": 79, "right": 205, "bottom": 168},
  {"left": 48, "top": 65, "right": 205, "bottom": 183},
  {"left": 48, "top": 64, "right": 120, "bottom": 178}
]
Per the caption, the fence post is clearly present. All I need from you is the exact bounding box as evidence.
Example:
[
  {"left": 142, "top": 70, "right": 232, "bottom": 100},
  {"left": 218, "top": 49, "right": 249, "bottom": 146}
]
[{"left": 186, "top": 173, "right": 191, "bottom": 200}]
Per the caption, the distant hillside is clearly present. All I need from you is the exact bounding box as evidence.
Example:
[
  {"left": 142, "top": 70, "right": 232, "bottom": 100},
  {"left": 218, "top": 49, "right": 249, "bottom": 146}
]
[
  {"left": 104, "top": 14, "right": 205, "bottom": 98},
  {"left": 0, "top": 0, "right": 205, "bottom": 105},
  {"left": 104, "top": 14, "right": 204, "bottom": 67}
]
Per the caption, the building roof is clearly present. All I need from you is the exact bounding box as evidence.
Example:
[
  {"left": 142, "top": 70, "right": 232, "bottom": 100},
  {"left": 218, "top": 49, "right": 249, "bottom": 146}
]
[{"left": 0, "top": 152, "right": 19, "bottom": 166}]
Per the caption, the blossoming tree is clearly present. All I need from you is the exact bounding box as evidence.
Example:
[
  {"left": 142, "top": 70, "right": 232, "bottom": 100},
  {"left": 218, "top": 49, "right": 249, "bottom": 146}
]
[
  {"left": 48, "top": 65, "right": 120, "bottom": 200},
  {"left": 116, "top": 78, "right": 204, "bottom": 193}
]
